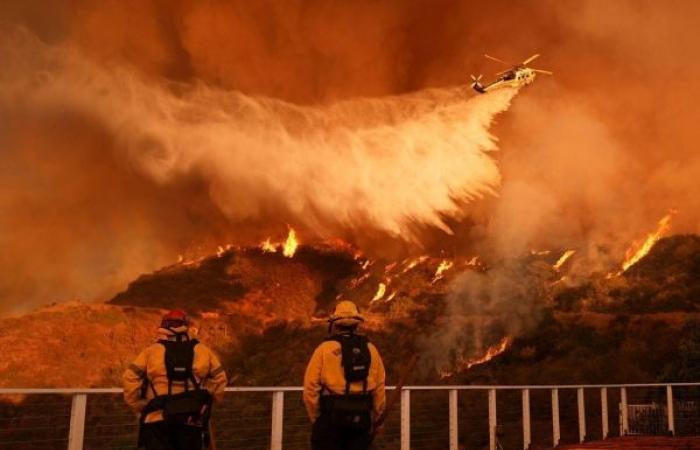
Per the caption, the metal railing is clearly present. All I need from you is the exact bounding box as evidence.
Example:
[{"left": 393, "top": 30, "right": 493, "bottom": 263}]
[{"left": 1, "top": 383, "right": 699, "bottom": 450}]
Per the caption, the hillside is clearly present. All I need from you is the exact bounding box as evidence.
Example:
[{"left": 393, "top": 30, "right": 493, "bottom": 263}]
[{"left": 1, "top": 235, "right": 699, "bottom": 388}]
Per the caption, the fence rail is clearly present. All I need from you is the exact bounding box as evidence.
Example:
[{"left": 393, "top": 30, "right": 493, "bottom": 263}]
[{"left": 1, "top": 383, "right": 699, "bottom": 450}]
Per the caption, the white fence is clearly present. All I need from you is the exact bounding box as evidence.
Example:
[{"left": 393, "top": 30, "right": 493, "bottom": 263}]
[{"left": 1, "top": 383, "right": 699, "bottom": 450}]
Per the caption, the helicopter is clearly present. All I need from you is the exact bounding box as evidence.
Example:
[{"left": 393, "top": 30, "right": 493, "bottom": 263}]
[{"left": 470, "top": 53, "right": 552, "bottom": 94}]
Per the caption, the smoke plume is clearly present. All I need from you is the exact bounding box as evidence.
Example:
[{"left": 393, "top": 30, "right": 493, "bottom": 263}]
[
  {"left": 0, "top": 27, "right": 516, "bottom": 313},
  {"left": 2, "top": 0, "right": 700, "bottom": 317},
  {"left": 418, "top": 260, "right": 550, "bottom": 376}
]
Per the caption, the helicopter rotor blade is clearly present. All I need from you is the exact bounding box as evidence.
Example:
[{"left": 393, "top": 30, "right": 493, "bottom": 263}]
[
  {"left": 495, "top": 69, "right": 510, "bottom": 77},
  {"left": 533, "top": 69, "right": 553, "bottom": 75},
  {"left": 522, "top": 54, "right": 540, "bottom": 65},
  {"left": 484, "top": 54, "right": 511, "bottom": 65}
]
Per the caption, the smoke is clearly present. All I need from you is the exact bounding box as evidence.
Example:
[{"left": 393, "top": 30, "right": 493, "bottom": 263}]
[
  {"left": 2, "top": 0, "right": 700, "bottom": 317},
  {"left": 419, "top": 261, "right": 550, "bottom": 376},
  {"left": 0, "top": 27, "right": 517, "bottom": 313}
]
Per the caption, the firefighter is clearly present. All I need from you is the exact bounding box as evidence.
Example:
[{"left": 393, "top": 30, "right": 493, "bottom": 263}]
[
  {"left": 304, "top": 301, "right": 386, "bottom": 450},
  {"left": 123, "top": 310, "right": 227, "bottom": 450}
]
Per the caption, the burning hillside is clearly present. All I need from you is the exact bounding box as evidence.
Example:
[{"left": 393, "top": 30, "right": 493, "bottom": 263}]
[
  {"left": 2, "top": 227, "right": 699, "bottom": 388},
  {"left": 2, "top": 0, "right": 700, "bottom": 396}
]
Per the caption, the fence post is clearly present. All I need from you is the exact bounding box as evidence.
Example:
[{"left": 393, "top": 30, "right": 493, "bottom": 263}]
[
  {"left": 522, "top": 389, "right": 531, "bottom": 450},
  {"left": 551, "top": 388, "right": 560, "bottom": 447},
  {"left": 620, "top": 387, "right": 628, "bottom": 436},
  {"left": 577, "top": 388, "right": 586, "bottom": 443},
  {"left": 667, "top": 385, "right": 675, "bottom": 435},
  {"left": 68, "top": 393, "right": 87, "bottom": 450},
  {"left": 401, "top": 389, "right": 411, "bottom": 450},
  {"left": 449, "top": 389, "right": 459, "bottom": 450},
  {"left": 489, "top": 389, "right": 497, "bottom": 450},
  {"left": 270, "top": 391, "right": 284, "bottom": 450},
  {"left": 601, "top": 387, "right": 609, "bottom": 439}
]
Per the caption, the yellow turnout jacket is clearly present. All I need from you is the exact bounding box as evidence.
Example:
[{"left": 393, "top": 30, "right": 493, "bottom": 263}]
[
  {"left": 303, "top": 336, "right": 386, "bottom": 422},
  {"left": 123, "top": 327, "right": 227, "bottom": 423}
]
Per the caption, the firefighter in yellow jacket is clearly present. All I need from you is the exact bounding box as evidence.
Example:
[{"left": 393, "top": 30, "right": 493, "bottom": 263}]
[
  {"left": 123, "top": 310, "right": 227, "bottom": 450},
  {"left": 304, "top": 301, "right": 386, "bottom": 450}
]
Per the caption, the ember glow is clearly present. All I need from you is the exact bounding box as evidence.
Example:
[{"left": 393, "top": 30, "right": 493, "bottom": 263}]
[{"left": 621, "top": 213, "right": 675, "bottom": 272}]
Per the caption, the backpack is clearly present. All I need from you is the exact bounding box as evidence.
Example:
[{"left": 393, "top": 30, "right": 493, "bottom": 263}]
[
  {"left": 321, "top": 333, "right": 373, "bottom": 430},
  {"left": 142, "top": 337, "right": 212, "bottom": 426}
]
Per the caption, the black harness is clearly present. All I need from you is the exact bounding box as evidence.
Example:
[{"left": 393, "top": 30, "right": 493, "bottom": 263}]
[
  {"left": 320, "top": 333, "right": 373, "bottom": 431},
  {"left": 137, "top": 333, "right": 213, "bottom": 447}
]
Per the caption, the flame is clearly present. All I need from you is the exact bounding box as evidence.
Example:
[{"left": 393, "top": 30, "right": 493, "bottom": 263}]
[
  {"left": 259, "top": 228, "right": 299, "bottom": 257},
  {"left": 401, "top": 256, "right": 429, "bottom": 274},
  {"left": 216, "top": 245, "right": 226, "bottom": 257},
  {"left": 260, "top": 238, "right": 277, "bottom": 253},
  {"left": 440, "top": 336, "right": 511, "bottom": 379},
  {"left": 432, "top": 259, "right": 454, "bottom": 283},
  {"left": 466, "top": 256, "right": 481, "bottom": 267},
  {"left": 553, "top": 250, "right": 575, "bottom": 271},
  {"left": 370, "top": 282, "right": 387, "bottom": 303},
  {"left": 621, "top": 212, "right": 674, "bottom": 272},
  {"left": 282, "top": 228, "right": 299, "bottom": 258}
]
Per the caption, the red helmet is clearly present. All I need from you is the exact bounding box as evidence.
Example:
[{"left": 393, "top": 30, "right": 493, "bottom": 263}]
[{"left": 161, "top": 309, "right": 189, "bottom": 329}]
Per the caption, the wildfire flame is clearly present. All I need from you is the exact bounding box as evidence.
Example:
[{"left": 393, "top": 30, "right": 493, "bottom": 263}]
[
  {"left": 261, "top": 238, "right": 277, "bottom": 253},
  {"left": 553, "top": 250, "right": 575, "bottom": 271},
  {"left": 432, "top": 260, "right": 454, "bottom": 283},
  {"left": 282, "top": 228, "right": 299, "bottom": 258},
  {"left": 621, "top": 212, "right": 674, "bottom": 272},
  {"left": 401, "top": 256, "right": 429, "bottom": 274},
  {"left": 440, "top": 336, "right": 511, "bottom": 379},
  {"left": 370, "top": 282, "right": 387, "bottom": 303},
  {"left": 259, "top": 228, "right": 299, "bottom": 257}
]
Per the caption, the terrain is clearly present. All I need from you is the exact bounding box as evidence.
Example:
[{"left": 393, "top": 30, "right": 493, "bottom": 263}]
[{"left": 1, "top": 234, "right": 699, "bottom": 388}]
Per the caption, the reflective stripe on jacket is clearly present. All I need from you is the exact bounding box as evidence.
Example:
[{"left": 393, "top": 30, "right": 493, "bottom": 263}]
[
  {"left": 122, "top": 327, "right": 227, "bottom": 423},
  {"left": 303, "top": 338, "right": 386, "bottom": 422}
]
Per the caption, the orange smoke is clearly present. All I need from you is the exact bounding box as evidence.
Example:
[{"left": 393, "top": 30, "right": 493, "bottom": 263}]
[{"left": 2, "top": 0, "right": 700, "bottom": 316}]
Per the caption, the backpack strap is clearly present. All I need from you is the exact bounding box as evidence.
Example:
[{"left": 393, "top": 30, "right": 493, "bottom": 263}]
[{"left": 188, "top": 339, "right": 201, "bottom": 391}]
